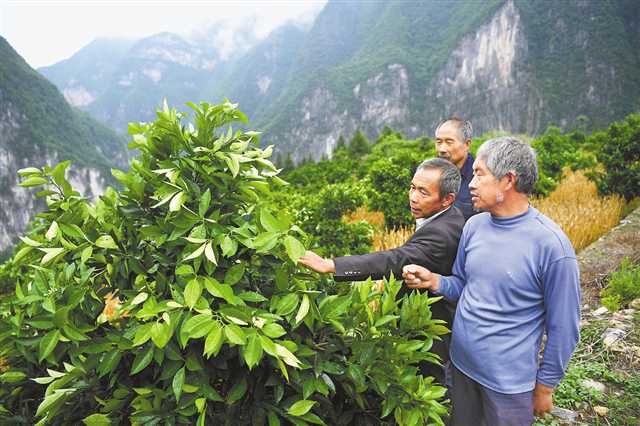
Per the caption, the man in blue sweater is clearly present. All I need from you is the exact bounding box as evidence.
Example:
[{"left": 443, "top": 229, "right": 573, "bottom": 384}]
[{"left": 403, "top": 137, "right": 581, "bottom": 425}]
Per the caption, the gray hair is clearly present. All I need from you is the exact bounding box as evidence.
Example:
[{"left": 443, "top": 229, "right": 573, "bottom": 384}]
[
  {"left": 435, "top": 116, "right": 473, "bottom": 142},
  {"left": 476, "top": 136, "right": 539, "bottom": 195},
  {"left": 416, "top": 157, "right": 461, "bottom": 200}
]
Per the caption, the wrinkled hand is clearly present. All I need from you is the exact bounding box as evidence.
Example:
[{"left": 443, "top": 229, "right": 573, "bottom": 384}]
[
  {"left": 402, "top": 264, "right": 440, "bottom": 291},
  {"left": 533, "top": 383, "right": 554, "bottom": 417},
  {"left": 298, "top": 250, "right": 335, "bottom": 273}
]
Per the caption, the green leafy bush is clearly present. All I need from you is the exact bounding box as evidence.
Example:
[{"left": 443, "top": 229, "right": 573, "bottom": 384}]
[
  {"left": 0, "top": 101, "right": 448, "bottom": 425},
  {"left": 601, "top": 257, "right": 640, "bottom": 311},
  {"left": 590, "top": 113, "right": 640, "bottom": 201}
]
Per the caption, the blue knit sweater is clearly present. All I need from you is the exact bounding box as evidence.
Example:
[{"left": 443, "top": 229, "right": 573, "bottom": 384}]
[{"left": 437, "top": 207, "right": 581, "bottom": 394}]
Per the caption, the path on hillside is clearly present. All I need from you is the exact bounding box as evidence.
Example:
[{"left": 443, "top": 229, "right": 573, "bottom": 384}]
[{"left": 578, "top": 206, "right": 640, "bottom": 305}]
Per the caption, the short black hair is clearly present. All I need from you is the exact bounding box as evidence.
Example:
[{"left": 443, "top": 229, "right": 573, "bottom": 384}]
[{"left": 416, "top": 157, "right": 461, "bottom": 200}]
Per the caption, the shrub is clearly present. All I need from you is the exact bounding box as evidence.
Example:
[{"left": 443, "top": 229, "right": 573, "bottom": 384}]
[
  {"left": 601, "top": 257, "right": 640, "bottom": 311},
  {"left": 0, "top": 101, "right": 448, "bottom": 425},
  {"left": 590, "top": 112, "right": 640, "bottom": 201}
]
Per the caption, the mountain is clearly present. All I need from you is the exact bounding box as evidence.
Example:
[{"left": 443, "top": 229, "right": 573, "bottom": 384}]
[
  {"left": 257, "top": 0, "right": 640, "bottom": 161},
  {"left": 0, "top": 36, "right": 127, "bottom": 254},
  {"left": 40, "top": 23, "right": 262, "bottom": 134},
  {"left": 39, "top": 0, "right": 640, "bottom": 162}
]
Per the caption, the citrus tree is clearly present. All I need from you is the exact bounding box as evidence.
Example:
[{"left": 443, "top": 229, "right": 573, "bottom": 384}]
[{"left": 0, "top": 101, "right": 448, "bottom": 425}]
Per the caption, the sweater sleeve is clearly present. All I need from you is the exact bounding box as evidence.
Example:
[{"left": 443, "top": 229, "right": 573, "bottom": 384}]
[
  {"left": 536, "top": 257, "right": 581, "bottom": 388},
  {"left": 436, "top": 226, "right": 468, "bottom": 302}
]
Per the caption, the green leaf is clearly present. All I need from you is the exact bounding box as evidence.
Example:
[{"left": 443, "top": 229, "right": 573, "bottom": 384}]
[
  {"left": 267, "top": 411, "right": 281, "bottom": 426},
  {"left": 130, "top": 346, "right": 154, "bottom": 375},
  {"left": 226, "top": 377, "right": 247, "bottom": 404},
  {"left": 225, "top": 154, "right": 240, "bottom": 177},
  {"left": 38, "top": 330, "right": 60, "bottom": 362},
  {"left": 95, "top": 235, "right": 118, "bottom": 250},
  {"left": 203, "top": 322, "right": 223, "bottom": 358},
  {"left": 184, "top": 243, "right": 206, "bottom": 261},
  {"left": 133, "top": 323, "right": 153, "bottom": 347},
  {"left": 182, "top": 314, "right": 215, "bottom": 339},
  {"left": 17, "top": 167, "right": 41, "bottom": 176},
  {"left": 199, "top": 188, "right": 211, "bottom": 216},
  {"left": 19, "top": 176, "right": 48, "bottom": 187},
  {"left": 19, "top": 235, "right": 42, "bottom": 247},
  {"left": 131, "top": 292, "right": 149, "bottom": 306},
  {"left": 151, "top": 191, "right": 178, "bottom": 208},
  {"left": 295, "top": 294, "right": 310, "bottom": 324},
  {"left": 262, "top": 323, "right": 287, "bottom": 338},
  {"left": 184, "top": 278, "right": 202, "bottom": 309},
  {"left": 169, "top": 191, "right": 186, "bottom": 212},
  {"left": 35, "top": 388, "right": 74, "bottom": 417},
  {"left": 284, "top": 236, "right": 305, "bottom": 263},
  {"left": 39, "top": 247, "right": 65, "bottom": 265},
  {"left": 204, "top": 241, "right": 217, "bottom": 265},
  {"left": 287, "top": 400, "right": 316, "bottom": 417},
  {"left": 203, "top": 277, "right": 238, "bottom": 305},
  {"left": 173, "top": 367, "right": 185, "bottom": 402},
  {"left": 276, "top": 344, "right": 302, "bottom": 368},
  {"left": 82, "top": 413, "right": 111, "bottom": 426},
  {"left": 81, "top": 246, "right": 93, "bottom": 263},
  {"left": 151, "top": 321, "right": 173, "bottom": 349},
  {"left": 221, "top": 235, "right": 238, "bottom": 257},
  {"left": 224, "top": 324, "right": 246, "bottom": 345},
  {"left": 253, "top": 232, "right": 279, "bottom": 252},
  {"left": 260, "top": 209, "right": 286, "bottom": 233},
  {"left": 243, "top": 334, "right": 263, "bottom": 370},
  {"left": 45, "top": 221, "right": 59, "bottom": 241},
  {"left": 224, "top": 263, "right": 245, "bottom": 286},
  {"left": 0, "top": 371, "right": 27, "bottom": 383},
  {"left": 14, "top": 246, "right": 33, "bottom": 262},
  {"left": 275, "top": 293, "right": 299, "bottom": 316}
]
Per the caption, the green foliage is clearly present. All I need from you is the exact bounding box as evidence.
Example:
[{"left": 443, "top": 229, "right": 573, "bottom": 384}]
[
  {"left": 0, "top": 102, "right": 448, "bottom": 425},
  {"left": 284, "top": 182, "right": 373, "bottom": 258},
  {"left": 601, "top": 257, "right": 640, "bottom": 311},
  {"left": 534, "top": 317, "right": 640, "bottom": 426},
  {"left": 531, "top": 127, "right": 596, "bottom": 195},
  {"left": 590, "top": 113, "right": 640, "bottom": 200},
  {"left": 348, "top": 130, "right": 371, "bottom": 157},
  {"left": 365, "top": 136, "right": 432, "bottom": 229}
]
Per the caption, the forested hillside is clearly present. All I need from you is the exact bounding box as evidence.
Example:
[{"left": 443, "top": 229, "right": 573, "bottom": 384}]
[{"left": 0, "top": 36, "right": 127, "bottom": 254}]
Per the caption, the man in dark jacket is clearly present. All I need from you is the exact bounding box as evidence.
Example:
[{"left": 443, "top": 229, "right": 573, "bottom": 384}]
[
  {"left": 298, "top": 157, "right": 465, "bottom": 385},
  {"left": 435, "top": 117, "right": 477, "bottom": 221}
]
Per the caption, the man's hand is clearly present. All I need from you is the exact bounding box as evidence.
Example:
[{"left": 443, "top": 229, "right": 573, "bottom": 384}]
[
  {"left": 533, "top": 382, "right": 554, "bottom": 417},
  {"left": 298, "top": 251, "right": 335, "bottom": 273},
  {"left": 402, "top": 264, "right": 440, "bottom": 291}
]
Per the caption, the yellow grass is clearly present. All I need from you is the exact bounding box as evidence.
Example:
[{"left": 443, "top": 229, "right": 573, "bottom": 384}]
[
  {"left": 532, "top": 170, "right": 624, "bottom": 252},
  {"left": 373, "top": 226, "right": 413, "bottom": 251},
  {"left": 344, "top": 206, "right": 385, "bottom": 229}
]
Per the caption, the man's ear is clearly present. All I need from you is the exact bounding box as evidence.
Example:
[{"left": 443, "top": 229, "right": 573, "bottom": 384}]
[
  {"left": 503, "top": 171, "right": 517, "bottom": 191},
  {"left": 464, "top": 139, "right": 472, "bottom": 149},
  {"left": 442, "top": 193, "right": 455, "bottom": 208}
]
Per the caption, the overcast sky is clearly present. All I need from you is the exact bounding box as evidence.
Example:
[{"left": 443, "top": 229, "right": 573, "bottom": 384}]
[{"left": 1, "top": 1, "right": 327, "bottom": 69}]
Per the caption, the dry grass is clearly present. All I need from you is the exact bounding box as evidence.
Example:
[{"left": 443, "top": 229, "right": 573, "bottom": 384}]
[
  {"left": 344, "top": 206, "right": 385, "bottom": 229},
  {"left": 373, "top": 226, "right": 413, "bottom": 251},
  {"left": 532, "top": 170, "right": 625, "bottom": 252}
]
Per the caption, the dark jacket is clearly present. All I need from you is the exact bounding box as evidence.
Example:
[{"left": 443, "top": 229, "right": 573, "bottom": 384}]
[
  {"left": 455, "top": 153, "right": 478, "bottom": 222},
  {"left": 333, "top": 206, "right": 464, "bottom": 282},
  {"left": 332, "top": 206, "right": 465, "bottom": 378}
]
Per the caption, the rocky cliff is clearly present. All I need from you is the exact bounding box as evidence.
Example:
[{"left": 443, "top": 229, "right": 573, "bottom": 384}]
[{"left": 0, "top": 37, "right": 127, "bottom": 255}]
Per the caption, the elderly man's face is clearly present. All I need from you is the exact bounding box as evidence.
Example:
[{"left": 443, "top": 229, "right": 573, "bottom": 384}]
[
  {"left": 409, "top": 168, "right": 445, "bottom": 219},
  {"left": 435, "top": 121, "right": 470, "bottom": 169},
  {"left": 469, "top": 157, "right": 506, "bottom": 212}
]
